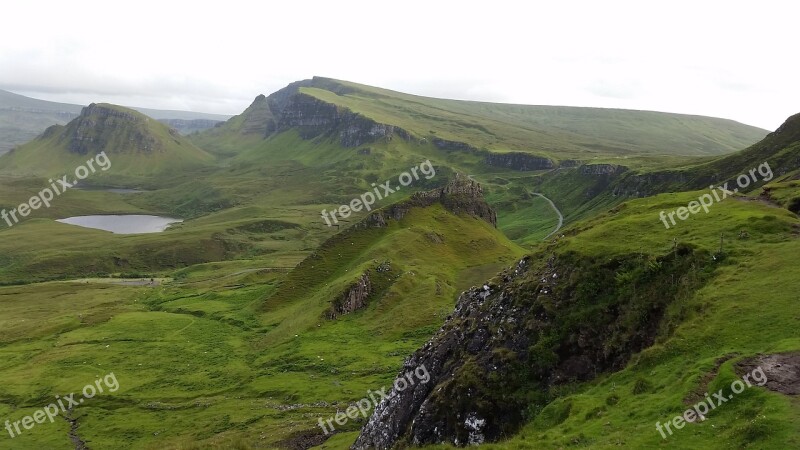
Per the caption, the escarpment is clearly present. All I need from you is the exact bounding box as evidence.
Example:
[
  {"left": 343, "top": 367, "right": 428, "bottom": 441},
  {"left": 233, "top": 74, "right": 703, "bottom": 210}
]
[
  {"left": 228, "top": 77, "right": 414, "bottom": 147},
  {"left": 353, "top": 244, "right": 714, "bottom": 448},
  {"left": 63, "top": 103, "right": 161, "bottom": 155},
  {"left": 356, "top": 174, "right": 497, "bottom": 229}
]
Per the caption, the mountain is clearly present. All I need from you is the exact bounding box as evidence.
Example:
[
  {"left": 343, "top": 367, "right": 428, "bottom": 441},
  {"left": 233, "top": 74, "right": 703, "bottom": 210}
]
[
  {"left": 0, "top": 103, "right": 214, "bottom": 179},
  {"left": 352, "top": 119, "right": 800, "bottom": 449},
  {"left": 190, "top": 77, "right": 773, "bottom": 244},
  {"left": 195, "top": 77, "right": 768, "bottom": 163},
  {"left": 1, "top": 77, "right": 799, "bottom": 450},
  {"left": 0, "top": 89, "right": 231, "bottom": 154}
]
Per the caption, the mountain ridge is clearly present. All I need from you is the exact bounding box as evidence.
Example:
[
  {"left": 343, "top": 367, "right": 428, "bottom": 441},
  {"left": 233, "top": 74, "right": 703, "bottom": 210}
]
[
  {"left": 0, "top": 103, "right": 213, "bottom": 178},
  {"left": 0, "top": 88, "right": 232, "bottom": 155},
  {"left": 197, "top": 77, "right": 768, "bottom": 163}
]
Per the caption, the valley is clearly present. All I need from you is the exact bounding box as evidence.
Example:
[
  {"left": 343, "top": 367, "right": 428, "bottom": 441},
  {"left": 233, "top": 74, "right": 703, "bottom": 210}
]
[{"left": 0, "top": 77, "right": 798, "bottom": 450}]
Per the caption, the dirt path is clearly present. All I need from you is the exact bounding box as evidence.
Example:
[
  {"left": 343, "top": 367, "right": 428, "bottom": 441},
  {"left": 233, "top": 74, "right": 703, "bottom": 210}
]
[{"left": 532, "top": 192, "right": 564, "bottom": 240}]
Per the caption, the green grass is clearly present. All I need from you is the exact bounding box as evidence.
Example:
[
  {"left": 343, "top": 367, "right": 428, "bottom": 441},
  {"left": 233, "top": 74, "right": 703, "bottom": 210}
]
[
  {"left": 0, "top": 200, "right": 524, "bottom": 449},
  {"left": 0, "top": 104, "right": 213, "bottom": 181},
  {"left": 0, "top": 80, "right": 796, "bottom": 450},
  {"left": 298, "top": 78, "right": 767, "bottom": 160}
]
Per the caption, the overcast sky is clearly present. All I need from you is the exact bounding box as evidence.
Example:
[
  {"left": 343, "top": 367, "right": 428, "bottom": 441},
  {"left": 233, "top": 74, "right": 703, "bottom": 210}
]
[{"left": 2, "top": 0, "right": 797, "bottom": 130}]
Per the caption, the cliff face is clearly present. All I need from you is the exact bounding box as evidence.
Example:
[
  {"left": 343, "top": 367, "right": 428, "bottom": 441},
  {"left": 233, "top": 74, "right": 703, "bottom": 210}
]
[
  {"left": 277, "top": 93, "right": 409, "bottom": 147},
  {"left": 62, "top": 103, "right": 161, "bottom": 155},
  {"left": 356, "top": 174, "right": 497, "bottom": 229},
  {"left": 484, "top": 152, "right": 555, "bottom": 171},
  {"left": 228, "top": 78, "right": 414, "bottom": 147},
  {"left": 326, "top": 272, "right": 372, "bottom": 319},
  {"left": 353, "top": 245, "right": 712, "bottom": 448}
]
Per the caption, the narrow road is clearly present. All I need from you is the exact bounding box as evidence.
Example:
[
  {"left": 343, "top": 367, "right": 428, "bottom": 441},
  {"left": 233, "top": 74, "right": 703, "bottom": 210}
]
[{"left": 532, "top": 193, "right": 564, "bottom": 240}]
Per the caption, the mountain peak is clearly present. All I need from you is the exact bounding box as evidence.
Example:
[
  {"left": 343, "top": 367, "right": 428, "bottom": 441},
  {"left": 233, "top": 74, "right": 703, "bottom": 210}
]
[
  {"left": 65, "top": 103, "right": 164, "bottom": 155},
  {"left": 772, "top": 112, "right": 800, "bottom": 141}
]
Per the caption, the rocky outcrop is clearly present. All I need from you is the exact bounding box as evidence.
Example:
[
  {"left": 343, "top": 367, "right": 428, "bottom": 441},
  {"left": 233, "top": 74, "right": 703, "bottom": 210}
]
[
  {"left": 326, "top": 272, "right": 372, "bottom": 319},
  {"left": 580, "top": 164, "right": 625, "bottom": 175},
  {"left": 63, "top": 103, "right": 160, "bottom": 155},
  {"left": 278, "top": 93, "right": 411, "bottom": 147},
  {"left": 353, "top": 244, "right": 712, "bottom": 448},
  {"left": 356, "top": 174, "right": 496, "bottom": 229},
  {"left": 484, "top": 152, "right": 555, "bottom": 171},
  {"left": 226, "top": 77, "right": 414, "bottom": 147},
  {"left": 432, "top": 138, "right": 480, "bottom": 153},
  {"left": 239, "top": 94, "right": 278, "bottom": 136},
  {"left": 611, "top": 170, "right": 688, "bottom": 197}
]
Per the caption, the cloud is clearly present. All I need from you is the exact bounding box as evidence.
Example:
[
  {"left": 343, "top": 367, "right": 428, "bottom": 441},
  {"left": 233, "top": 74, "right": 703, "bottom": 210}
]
[{"left": 0, "top": 0, "right": 797, "bottom": 129}]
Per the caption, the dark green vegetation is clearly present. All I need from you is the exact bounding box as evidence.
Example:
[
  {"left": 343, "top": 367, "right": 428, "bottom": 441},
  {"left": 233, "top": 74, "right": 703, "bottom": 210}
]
[
  {"left": 0, "top": 77, "right": 796, "bottom": 449},
  {"left": 0, "top": 89, "right": 230, "bottom": 155}
]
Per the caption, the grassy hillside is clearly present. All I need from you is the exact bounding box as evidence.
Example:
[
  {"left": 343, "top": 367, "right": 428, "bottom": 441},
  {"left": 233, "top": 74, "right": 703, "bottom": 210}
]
[
  {"left": 0, "top": 89, "right": 231, "bottom": 155},
  {"left": 0, "top": 197, "right": 524, "bottom": 449},
  {"left": 0, "top": 103, "right": 214, "bottom": 181},
  {"left": 0, "top": 78, "right": 797, "bottom": 450},
  {"left": 297, "top": 77, "right": 767, "bottom": 160},
  {"left": 323, "top": 179, "right": 800, "bottom": 449},
  {"left": 467, "top": 187, "right": 800, "bottom": 449}
]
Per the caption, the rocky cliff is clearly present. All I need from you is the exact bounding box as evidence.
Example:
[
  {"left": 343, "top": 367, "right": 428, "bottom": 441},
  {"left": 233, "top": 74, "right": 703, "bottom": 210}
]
[
  {"left": 355, "top": 174, "right": 497, "bottom": 229},
  {"left": 484, "top": 152, "right": 555, "bottom": 171},
  {"left": 277, "top": 93, "right": 411, "bottom": 147},
  {"left": 353, "top": 244, "right": 713, "bottom": 448},
  {"left": 62, "top": 103, "right": 161, "bottom": 155},
  {"left": 224, "top": 77, "right": 414, "bottom": 147},
  {"left": 326, "top": 272, "right": 372, "bottom": 319}
]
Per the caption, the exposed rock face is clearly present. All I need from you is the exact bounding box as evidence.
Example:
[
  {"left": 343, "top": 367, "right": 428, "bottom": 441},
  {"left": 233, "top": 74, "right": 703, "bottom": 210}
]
[
  {"left": 559, "top": 159, "right": 582, "bottom": 168},
  {"left": 432, "top": 138, "right": 480, "bottom": 153},
  {"left": 433, "top": 139, "right": 558, "bottom": 172},
  {"left": 611, "top": 170, "right": 688, "bottom": 197},
  {"left": 353, "top": 245, "right": 712, "bottom": 449},
  {"left": 63, "top": 103, "right": 160, "bottom": 155},
  {"left": 228, "top": 77, "right": 414, "bottom": 147},
  {"left": 581, "top": 164, "right": 625, "bottom": 175},
  {"left": 239, "top": 94, "right": 278, "bottom": 136},
  {"left": 278, "top": 93, "right": 411, "bottom": 147},
  {"left": 326, "top": 272, "right": 372, "bottom": 319},
  {"left": 356, "top": 174, "right": 496, "bottom": 229},
  {"left": 484, "top": 152, "right": 555, "bottom": 171}
]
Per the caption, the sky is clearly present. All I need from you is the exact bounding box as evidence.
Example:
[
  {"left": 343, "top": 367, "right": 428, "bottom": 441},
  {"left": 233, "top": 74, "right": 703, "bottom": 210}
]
[{"left": 1, "top": 0, "right": 798, "bottom": 130}]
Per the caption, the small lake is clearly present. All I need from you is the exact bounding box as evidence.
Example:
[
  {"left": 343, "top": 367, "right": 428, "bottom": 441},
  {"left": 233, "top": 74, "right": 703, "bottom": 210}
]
[{"left": 56, "top": 215, "right": 182, "bottom": 234}]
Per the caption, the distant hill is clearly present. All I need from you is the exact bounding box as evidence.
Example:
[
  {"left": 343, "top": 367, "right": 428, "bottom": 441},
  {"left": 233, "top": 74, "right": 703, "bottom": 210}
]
[
  {"left": 0, "top": 103, "right": 214, "bottom": 178},
  {"left": 197, "top": 77, "right": 768, "bottom": 162},
  {"left": 0, "top": 89, "right": 231, "bottom": 154}
]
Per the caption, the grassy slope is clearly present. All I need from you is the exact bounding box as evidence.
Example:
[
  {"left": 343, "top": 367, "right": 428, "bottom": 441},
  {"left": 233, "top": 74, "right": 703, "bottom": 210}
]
[
  {"left": 364, "top": 184, "right": 800, "bottom": 449},
  {"left": 298, "top": 78, "right": 767, "bottom": 160},
  {"left": 479, "top": 187, "right": 800, "bottom": 449},
  {"left": 0, "top": 89, "right": 230, "bottom": 155},
  {"left": 0, "top": 104, "right": 214, "bottom": 181},
  {"left": 0, "top": 81, "right": 795, "bottom": 450},
  {"left": 0, "top": 203, "right": 524, "bottom": 449}
]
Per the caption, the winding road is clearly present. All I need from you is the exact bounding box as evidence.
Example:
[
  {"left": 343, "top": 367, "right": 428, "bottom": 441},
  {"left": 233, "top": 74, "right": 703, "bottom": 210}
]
[{"left": 531, "top": 193, "right": 564, "bottom": 240}]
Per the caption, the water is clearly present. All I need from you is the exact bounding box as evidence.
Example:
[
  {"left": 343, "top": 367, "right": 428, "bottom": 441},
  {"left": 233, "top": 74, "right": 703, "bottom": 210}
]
[{"left": 56, "top": 215, "right": 182, "bottom": 234}]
